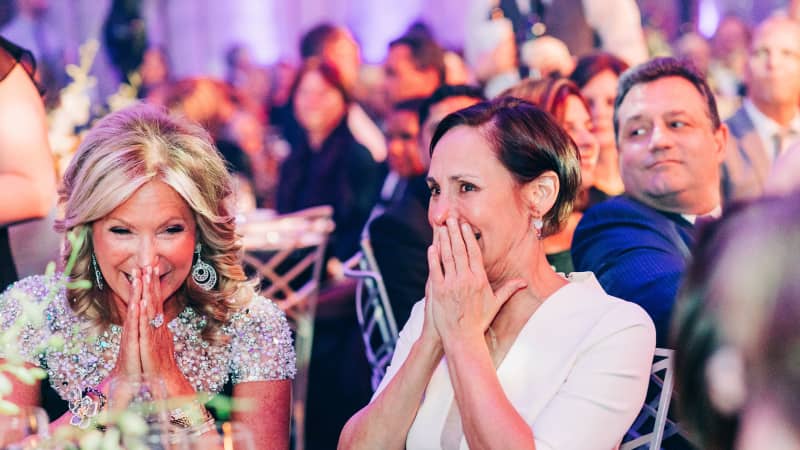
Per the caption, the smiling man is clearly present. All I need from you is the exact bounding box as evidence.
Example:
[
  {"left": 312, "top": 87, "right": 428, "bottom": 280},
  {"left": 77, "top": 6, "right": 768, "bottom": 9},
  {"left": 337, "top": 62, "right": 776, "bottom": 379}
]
[{"left": 572, "top": 57, "right": 728, "bottom": 346}]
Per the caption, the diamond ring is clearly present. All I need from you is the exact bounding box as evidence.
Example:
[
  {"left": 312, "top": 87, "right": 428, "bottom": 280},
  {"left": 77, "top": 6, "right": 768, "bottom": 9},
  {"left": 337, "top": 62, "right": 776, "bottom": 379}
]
[{"left": 150, "top": 313, "right": 164, "bottom": 328}]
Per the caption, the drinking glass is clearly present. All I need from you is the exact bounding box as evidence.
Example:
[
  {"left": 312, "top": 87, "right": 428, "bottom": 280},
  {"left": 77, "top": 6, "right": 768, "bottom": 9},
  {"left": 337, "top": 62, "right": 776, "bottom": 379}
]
[
  {"left": 108, "top": 374, "right": 170, "bottom": 448},
  {"left": 219, "top": 422, "right": 255, "bottom": 450},
  {"left": 0, "top": 405, "right": 50, "bottom": 449},
  {"left": 169, "top": 421, "right": 256, "bottom": 450}
]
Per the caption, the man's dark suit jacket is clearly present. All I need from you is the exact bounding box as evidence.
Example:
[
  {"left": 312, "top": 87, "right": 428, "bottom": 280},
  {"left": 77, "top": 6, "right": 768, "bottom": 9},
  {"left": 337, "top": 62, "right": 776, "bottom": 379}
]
[
  {"left": 367, "top": 175, "right": 432, "bottom": 329},
  {"left": 572, "top": 196, "right": 694, "bottom": 346}
]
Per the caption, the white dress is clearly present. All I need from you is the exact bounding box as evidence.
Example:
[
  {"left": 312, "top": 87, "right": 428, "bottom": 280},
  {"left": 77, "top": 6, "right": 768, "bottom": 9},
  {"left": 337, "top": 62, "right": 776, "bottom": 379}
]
[{"left": 373, "top": 272, "right": 656, "bottom": 450}]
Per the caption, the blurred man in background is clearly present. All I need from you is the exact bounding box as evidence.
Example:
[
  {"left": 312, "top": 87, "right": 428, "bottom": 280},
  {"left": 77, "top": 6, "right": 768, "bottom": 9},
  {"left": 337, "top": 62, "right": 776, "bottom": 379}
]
[{"left": 722, "top": 15, "right": 800, "bottom": 202}]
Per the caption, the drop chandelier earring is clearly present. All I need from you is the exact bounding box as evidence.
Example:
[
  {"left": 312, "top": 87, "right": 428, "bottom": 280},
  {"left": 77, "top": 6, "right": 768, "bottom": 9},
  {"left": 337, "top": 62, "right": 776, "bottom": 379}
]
[
  {"left": 532, "top": 217, "right": 544, "bottom": 240},
  {"left": 91, "top": 253, "right": 104, "bottom": 290},
  {"left": 191, "top": 243, "right": 217, "bottom": 291}
]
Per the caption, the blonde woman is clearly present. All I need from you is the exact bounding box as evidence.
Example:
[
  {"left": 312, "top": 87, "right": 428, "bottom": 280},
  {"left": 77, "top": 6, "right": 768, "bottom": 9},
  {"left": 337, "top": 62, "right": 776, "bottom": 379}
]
[{"left": 0, "top": 104, "right": 295, "bottom": 448}]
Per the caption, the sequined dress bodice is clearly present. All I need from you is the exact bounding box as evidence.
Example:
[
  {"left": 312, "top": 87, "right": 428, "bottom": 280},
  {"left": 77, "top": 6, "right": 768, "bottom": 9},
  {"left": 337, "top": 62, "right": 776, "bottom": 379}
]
[{"left": 0, "top": 275, "right": 296, "bottom": 401}]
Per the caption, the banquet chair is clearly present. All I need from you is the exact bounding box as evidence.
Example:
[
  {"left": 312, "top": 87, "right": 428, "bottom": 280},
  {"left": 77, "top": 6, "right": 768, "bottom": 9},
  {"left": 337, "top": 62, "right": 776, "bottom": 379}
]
[
  {"left": 621, "top": 347, "right": 683, "bottom": 450},
  {"left": 343, "top": 237, "right": 400, "bottom": 391},
  {"left": 238, "top": 205, "right": 334, "bottom": 450}
]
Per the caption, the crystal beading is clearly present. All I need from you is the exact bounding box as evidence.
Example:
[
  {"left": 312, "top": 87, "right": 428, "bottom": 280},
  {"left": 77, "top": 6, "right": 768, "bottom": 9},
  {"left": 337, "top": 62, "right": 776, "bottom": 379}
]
[{"left": 0, "top": 275, "right": 296, "bottom": 401}]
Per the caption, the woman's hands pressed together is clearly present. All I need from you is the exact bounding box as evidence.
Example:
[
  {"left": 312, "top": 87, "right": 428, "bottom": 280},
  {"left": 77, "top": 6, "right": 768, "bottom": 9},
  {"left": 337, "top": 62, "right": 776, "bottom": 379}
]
[
  {"left": 426, "top": 217, "right": 527, "bottom": 350},
  {"left": 115, "top": 267, "right": 143, "bottom": 377},
  {"left": 105, "top": 266, "right": 195, "bottom": 397}
]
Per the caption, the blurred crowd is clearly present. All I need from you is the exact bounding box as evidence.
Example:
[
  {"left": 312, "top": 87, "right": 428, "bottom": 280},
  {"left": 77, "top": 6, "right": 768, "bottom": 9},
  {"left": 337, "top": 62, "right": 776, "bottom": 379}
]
[
  {"left": 5, "top": 0, "right": 800, "bottom": 448},
  {"left": 0, "top": 1, "right": 790, "bottom": 198},
  {"left": 0, "top": 0, "right": 788, "bottom": 213}
]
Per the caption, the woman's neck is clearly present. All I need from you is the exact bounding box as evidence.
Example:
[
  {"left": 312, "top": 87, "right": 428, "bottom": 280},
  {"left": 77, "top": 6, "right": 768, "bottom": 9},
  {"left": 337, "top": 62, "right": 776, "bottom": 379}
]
[
  {"left": 307, "top": 130, "right": 328, "bottom": 150},
  {"left": 306, "top": 118, "right": 343, "bottom": 150},
  {"left": 163, "top": 294, "right": 186, "bottom": 323},
  {"left": 489, "top": 244, "right": 568, "bottom": 336}
]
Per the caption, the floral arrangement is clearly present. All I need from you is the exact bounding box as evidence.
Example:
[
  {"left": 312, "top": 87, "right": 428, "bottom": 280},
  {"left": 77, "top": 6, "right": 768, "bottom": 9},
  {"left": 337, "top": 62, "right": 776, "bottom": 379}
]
[
  {"left": 47, "top": 40, "right": 97, "bottom": 179},
  {"left": 47, "top": 39, "right": 141, "bottom": 179}
]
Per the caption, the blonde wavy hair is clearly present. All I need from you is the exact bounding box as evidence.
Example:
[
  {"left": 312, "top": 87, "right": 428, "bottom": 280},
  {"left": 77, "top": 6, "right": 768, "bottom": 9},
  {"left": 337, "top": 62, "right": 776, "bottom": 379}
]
[{"left": 55, "top": 103, "right": 253, "bottom": 343}]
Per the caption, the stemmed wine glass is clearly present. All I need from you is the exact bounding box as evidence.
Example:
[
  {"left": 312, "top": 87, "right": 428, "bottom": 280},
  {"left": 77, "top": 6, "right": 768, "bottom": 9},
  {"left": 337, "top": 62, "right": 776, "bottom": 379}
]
[
  {"left": 0, "top": 405, "right": 50, "bottom": 449},
  {"left": 107, "top": 374, "right": 170, "bottom": 447},
  {"left": 171, "top": 421, "right": 255, "bottom": 450}
]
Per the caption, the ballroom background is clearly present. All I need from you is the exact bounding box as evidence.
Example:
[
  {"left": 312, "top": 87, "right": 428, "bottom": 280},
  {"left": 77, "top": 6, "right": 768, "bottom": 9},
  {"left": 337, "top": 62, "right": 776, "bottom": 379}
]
[{"left": 0, "top": 0, "right": 789, "bottom": 98}]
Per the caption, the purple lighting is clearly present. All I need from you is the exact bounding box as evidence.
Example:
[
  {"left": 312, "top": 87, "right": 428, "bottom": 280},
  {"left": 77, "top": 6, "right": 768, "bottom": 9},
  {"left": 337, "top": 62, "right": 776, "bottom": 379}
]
[{"left": 699, "top": 0, "right": 721, "bottom": 38}]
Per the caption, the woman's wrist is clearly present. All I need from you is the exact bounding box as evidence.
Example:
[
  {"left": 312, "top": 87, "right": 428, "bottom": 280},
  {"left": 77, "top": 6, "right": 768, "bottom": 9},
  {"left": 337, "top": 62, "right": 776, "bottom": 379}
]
[
  {"left": 167, "top": 398, "right": 216, "bottom": 443},
  {"left": 168, "top": 398, "right": 213, "bottom": 427},
  {"left": 441, "top": 328, "right": 485, "bottom": 357},
  {"left": 162, "top": 371, "right": 197, "bottom": 398},
  {"left": 414, "top": 332, "right": 444, "bottom": 362},
  {"left": 96, "top": 375, "right": 113, "bottom": 397}
]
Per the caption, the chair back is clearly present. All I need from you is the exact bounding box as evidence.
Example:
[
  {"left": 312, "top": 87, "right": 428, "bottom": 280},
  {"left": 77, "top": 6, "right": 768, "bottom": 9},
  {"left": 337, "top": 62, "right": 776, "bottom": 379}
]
[
  {"left": 239, "top": 205, "right": 334, "bottom": 450},
  {"left": 240, "top": 206, "right": 334, "bottom": 318},
  {"left": 621, "top": 347, "right": 683, "bottom": 450},
  {"left": 343, "top": 237, "right": 400, "bottom": 391}
]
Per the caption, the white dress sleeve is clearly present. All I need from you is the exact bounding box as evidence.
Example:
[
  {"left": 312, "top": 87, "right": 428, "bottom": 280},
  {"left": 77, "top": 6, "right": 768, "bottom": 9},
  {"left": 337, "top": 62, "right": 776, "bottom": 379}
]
[
  {"left": 532, "top": 301, "right": 656, "bottom": 450},
  {"left": 371, "top": 298, "right": 427, "bottom": 399}
]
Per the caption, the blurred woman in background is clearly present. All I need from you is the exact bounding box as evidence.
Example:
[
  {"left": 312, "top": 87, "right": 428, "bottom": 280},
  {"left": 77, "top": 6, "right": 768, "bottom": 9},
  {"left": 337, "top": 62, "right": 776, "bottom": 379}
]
[
  {"left": 502, "top": 77, "right": 600, "bottom": 273},
  {"left": 277, "top": 58, "right": 381, "bottom": 270},
  {"left": 138, "top": 45, "right": 172, "bottom": 106},
  {"left": 570, "top": 52, "right": 629, "bottom": 197}
]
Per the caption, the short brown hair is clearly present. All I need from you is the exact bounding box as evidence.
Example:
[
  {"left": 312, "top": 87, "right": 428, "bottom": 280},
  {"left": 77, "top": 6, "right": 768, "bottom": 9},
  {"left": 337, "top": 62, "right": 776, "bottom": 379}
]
[{"left": 429, "top": 97, "right": 581, "bottom": 236}]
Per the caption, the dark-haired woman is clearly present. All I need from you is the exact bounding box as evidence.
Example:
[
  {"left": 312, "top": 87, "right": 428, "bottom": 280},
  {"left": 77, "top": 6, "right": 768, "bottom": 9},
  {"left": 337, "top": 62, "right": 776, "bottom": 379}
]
[
  {"left": 570, "top": 52, "right": 630, "bottom": 196},
  {"left": 339, "top": 98, "right": 655, "bottom": 450},
  {"left": 501, "top": 76, "right": 602, "bottom": 273},
  {"left": 277, "top": 59, "right": 381, "bottom": 267}
]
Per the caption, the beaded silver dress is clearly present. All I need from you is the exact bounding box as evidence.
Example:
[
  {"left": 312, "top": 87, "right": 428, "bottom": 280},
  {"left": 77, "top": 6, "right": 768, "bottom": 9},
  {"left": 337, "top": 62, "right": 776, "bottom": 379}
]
[{"left": 0, "top": 275, "right": 296, "bottom": 401}]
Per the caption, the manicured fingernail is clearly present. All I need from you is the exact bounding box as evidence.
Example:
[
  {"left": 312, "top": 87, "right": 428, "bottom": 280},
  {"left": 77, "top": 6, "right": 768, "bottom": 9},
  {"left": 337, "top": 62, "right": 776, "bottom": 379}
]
[
  {"left": 461, "top": 222, "right": 470, "bottom": 232},
  {"left": 154, "top": 266, "right": 160, "bottom": 277},
  {"left": 447, "top": 217, "right": 457, "bottom": 227}
]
